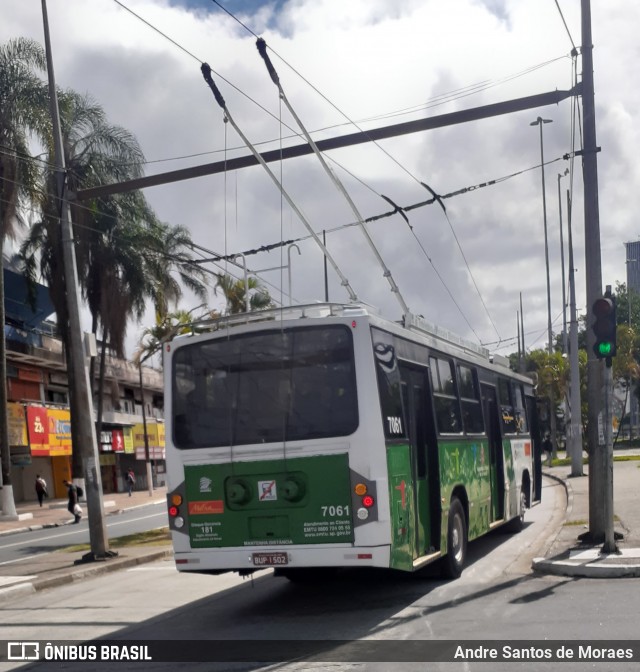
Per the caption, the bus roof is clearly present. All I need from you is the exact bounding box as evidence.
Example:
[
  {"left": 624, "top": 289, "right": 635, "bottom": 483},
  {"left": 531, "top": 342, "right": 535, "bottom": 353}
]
[{"left": 175, "top": 302, "right": 531, "bottom": 384}]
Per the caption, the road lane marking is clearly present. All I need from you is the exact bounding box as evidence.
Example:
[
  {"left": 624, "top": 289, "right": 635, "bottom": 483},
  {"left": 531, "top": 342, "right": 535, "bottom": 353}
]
[{"left": 0, "top": 511, "right": 166, "bottom": 550}]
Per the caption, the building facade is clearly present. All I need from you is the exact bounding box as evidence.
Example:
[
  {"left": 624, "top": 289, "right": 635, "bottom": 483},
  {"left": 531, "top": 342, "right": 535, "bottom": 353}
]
[{"left": 3, "top": 262, "right": 166, "bottom": 504}]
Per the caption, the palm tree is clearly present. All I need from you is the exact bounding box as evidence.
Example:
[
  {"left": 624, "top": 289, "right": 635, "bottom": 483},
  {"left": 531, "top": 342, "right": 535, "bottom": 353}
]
[
  {"left": 144, "top": 220, "right": 210, "bottom": 320},
  {"left": 215, "top": 273, "right": 273, "bottom": 315},
  {"left": 0, "top": 38, "right": 49, "bottom": 516},
  {"left": 22, "top": 91, "right": 208, "bottom": 476},
  {"left": 134, "top": 306, "right": 217, "bottom": 366}
]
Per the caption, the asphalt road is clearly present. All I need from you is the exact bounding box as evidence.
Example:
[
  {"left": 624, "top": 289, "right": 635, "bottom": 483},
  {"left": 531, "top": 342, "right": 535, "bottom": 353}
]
[
  {"left": 5, "top": 476, "right": 620, "bottom": 672},
  {"left": 0, "top": 502, "right": 168, "bottom": 565}
]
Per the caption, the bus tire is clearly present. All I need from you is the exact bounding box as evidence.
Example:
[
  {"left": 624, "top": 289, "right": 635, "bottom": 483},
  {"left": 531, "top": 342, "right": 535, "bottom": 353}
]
[
  {"left": 504, "top": 487, "right": 527, "bottom": 534},
  {"left": 441, "top": 497, "right": 467, "bottom": 579}
]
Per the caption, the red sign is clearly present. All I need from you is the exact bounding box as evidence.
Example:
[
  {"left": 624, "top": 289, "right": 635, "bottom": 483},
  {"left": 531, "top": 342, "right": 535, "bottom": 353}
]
[
  {"left": 188, "top": 500, "right": 224, "bottom": 515},
  {"left": 26, "top": 407, "right": 48, "bottom": 456},
  {"left": 112, "top": 429, "right": 125, "bottom": 453}
]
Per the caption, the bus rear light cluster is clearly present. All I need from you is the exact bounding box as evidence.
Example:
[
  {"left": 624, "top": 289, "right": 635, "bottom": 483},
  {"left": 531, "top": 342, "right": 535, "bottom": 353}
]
[
  {"left": 168, "top": 494, "right": 185, "bottom": 529},
  {"left": 354, "top": 482, "right": 375, "bottom": 520}
]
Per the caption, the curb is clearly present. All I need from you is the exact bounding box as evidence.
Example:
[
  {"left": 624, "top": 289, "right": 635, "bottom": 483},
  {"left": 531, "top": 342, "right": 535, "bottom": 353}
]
[
  {"left": 532, "top": 557, "right": 640, "bottom": 578},
  {"left": 0, "top": 548, "right": 173, "bottom": 603}
]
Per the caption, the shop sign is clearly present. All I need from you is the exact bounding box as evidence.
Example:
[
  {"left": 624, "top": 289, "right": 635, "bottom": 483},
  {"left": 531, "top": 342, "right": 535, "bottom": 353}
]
[
  {"left": 7, "top": 403, "right": 28, "bottom": 446},
  {"left": 26, "top": 406, "right": 72, "bottom": 457}
]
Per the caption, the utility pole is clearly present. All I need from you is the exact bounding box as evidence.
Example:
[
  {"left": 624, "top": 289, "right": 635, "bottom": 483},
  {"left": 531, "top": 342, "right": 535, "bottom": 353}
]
[
  {"left": 558, "top": 169, "right": 570, "bottom": 354},
  {"left": 41, "top": 0, "right": 111, "bottom": 560},
  {"left": 530, "top": 116, "right": 557, "bottom": 457},
  {"left": 580, "top": 0, "right": 607, "bottom": 541},
  {"left": 566, "top": 190, "right": 583, "bottom": 477},
  {"left": 138, "top": 361, "right": 154, "bottom": 498}
]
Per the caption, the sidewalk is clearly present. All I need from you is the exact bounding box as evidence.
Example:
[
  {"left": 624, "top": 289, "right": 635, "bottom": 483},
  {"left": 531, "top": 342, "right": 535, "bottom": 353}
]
[
  {"left": 0, "top": 486, "right": 171, "bottom": 603},
  {"left": 532, "top": 454, "right": 640, "bottom": 578}
]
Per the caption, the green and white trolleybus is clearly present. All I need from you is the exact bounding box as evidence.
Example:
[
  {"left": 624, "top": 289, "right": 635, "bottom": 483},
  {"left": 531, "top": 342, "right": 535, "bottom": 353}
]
[{"left": 165, "top": 303, "right": 541, "bottom": 580}]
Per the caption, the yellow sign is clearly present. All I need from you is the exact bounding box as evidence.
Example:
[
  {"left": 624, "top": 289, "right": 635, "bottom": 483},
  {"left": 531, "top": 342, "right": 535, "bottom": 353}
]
[
  {"left": 47, "top": 409, "right": 72, "bottom": 456},
  {"left": 132, "top": 423, "right": 163, "bottom": 448},
  {"left": 123, "top": 426, "right": 134, "bottom": 454},
  {"left": 7, "top": 403, "right": 28, "bottom": 446}
]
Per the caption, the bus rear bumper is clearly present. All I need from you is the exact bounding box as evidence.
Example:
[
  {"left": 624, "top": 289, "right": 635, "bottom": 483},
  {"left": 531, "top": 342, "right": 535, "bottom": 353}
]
[{"left": 173, "top": 545, "right": 391, "bottom": 574}]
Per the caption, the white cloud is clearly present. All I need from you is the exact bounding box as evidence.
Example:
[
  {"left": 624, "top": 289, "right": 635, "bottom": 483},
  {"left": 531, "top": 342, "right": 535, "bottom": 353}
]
[{"left": 2, "top": 0, "right": 636, "bottom": 357}]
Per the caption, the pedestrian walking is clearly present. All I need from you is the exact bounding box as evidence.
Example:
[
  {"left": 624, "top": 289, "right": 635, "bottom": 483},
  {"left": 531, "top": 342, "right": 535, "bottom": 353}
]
[
  {"left": 126, "top": 468, "right": 136, "bottom": 496},
  {"left": 35, "top": 475, "right": 48, "bottom": 507},
  {"left": 542, "top": 433, "right": 553, "bottom": 467},
  {"left": 63, "top": 480, "right": 82, "bottom": 523}
]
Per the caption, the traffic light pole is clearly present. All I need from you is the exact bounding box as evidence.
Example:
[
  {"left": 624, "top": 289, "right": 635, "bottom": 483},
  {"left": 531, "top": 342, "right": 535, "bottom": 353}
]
[
  {"left": 580, "top": 0, "right": 607, "bottom": 542},
  {"left": 602, "top": 362, "right": 616, "bottom": 553}
]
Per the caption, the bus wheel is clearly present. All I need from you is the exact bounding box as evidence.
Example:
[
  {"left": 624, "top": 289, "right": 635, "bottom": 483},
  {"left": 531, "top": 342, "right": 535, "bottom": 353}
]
[
  {"left": 442, "top": 497, "right": 467, "bottom": 579},
  {"left": 505, "top": 488, "right": 527, "bottom": 534}
]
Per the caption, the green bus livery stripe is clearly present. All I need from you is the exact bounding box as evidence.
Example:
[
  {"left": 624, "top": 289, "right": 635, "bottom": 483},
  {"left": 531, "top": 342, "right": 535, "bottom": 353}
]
[{"left": 183, "top": 454, "right": 354, "bottom": 548}]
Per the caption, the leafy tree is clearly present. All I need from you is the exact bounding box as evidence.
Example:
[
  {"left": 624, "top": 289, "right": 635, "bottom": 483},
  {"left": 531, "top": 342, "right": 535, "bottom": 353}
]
[
  {"left": 215, "top": 273, "right": 273, "bottom": 315},
  {"left": 134, "top": 306, "right": 219, "bottom": 366},
  {"left": 22, "top": 90, "right": 208, "bottom": 475},
  {"left": 0, "top": 38, "right": 49, "bottom": 515}
]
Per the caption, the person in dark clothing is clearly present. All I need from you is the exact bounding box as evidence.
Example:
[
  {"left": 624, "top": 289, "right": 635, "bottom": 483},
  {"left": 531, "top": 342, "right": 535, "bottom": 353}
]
[
  {"left": 542, "top": 433, "right": 553, "bottom": 466},
  {"left": 35, "top": 475, "right": 48, "bottom": 507},
  {"left": 126, "top": 468, "right": 136, "bottom": 496},
  {"left": 63, "top": 480, "right": 82, "bottom": 523}
]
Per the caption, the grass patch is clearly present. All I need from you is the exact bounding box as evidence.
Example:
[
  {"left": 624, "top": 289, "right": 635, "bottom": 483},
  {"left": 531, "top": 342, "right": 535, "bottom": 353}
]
[
  {"left": 61, "top": 527, "right": 171, "bottom": 553},
  {"left": 551, "top": 454, "right": 640, "bottom": 467},
  {"left": 564, "top": 519, "right": 588, "bottom": 526}
]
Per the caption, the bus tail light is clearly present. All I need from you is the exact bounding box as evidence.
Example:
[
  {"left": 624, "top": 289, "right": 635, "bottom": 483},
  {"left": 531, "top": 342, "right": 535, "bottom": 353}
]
[
  {"left": 167, "top": 485, "right": 188, "bottom": 533},
  {"left": 362, "top": 494, "right": 375, "bottom": 508}
]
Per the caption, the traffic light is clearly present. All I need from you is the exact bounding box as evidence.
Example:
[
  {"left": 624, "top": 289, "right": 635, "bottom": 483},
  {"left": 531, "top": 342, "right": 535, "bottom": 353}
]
[{"left": 592, "top": 294, "right": 617, "bottom": 361}]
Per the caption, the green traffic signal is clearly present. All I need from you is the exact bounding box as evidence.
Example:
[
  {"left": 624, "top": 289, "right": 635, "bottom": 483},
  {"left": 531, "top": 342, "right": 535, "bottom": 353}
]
[
  {"left": 592, "top": 294, "right": 617, "bottom": 360},
  {"left": 597, "top": 341, "right": 613, "bottom": 356}
]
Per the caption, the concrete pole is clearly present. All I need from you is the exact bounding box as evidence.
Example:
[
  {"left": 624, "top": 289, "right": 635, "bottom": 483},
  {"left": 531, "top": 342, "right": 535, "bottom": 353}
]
[
  {"left": 602, "top": 339, "right": 617, "bottom": 553},
  {"left": 531, "top": 116, "right": 557, "bottom": 455},
  {"left": 581, "top": 0, "right": 606, "bottom": 540},
  {"left": 138, "top": 363, "right": 154, "bottom": 497},
  {"left": 558, "top": 170, "right": 569, "bottom": 354},
  {"left": 530, "top": 117, "right": 554, "bottom": 358},
  {"left": 567, "top": 190, "right": 583, "bottom": 477},
  {"left": 42, "top": 0, "right": 109, "bottom": 557}
]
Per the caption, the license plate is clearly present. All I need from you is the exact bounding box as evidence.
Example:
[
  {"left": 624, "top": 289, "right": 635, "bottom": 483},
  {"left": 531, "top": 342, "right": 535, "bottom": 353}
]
[{"left": 252, "top": 552, "right": 288, "bottom": 567}]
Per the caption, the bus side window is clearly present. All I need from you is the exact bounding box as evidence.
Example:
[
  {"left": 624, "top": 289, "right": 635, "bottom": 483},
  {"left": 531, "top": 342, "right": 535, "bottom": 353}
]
[
  {"left": 458, "top": 364, "right": 485, "bottom": 434},
  {"left": 512, "top": 383, "right": 528, "bottom": 433},
  {"left": 429, "top": 356, "right": 462, "bottom": 434},
  {"left": 497, "top": 377, "right": 517, "bottom": 434},
  {"left": 374, "top": 343, "right": 407, "bottom": 439}
]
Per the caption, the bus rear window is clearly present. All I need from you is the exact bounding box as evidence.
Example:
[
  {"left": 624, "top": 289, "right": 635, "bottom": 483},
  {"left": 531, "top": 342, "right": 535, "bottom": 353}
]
[{"left": 172, "top": 325, "right": 358, "bottom": 448}]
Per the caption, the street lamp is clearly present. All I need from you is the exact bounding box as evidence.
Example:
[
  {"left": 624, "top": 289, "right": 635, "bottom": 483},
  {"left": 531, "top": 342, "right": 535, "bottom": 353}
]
[
  {"left": 531, "top": 116, "right": 556, "bottom": 456},
  {"left": 530, "top": 117, "right": 554, "bottom": 355},
  {"left": 558, "top": 168, "right": 569, "bottom": 353}
]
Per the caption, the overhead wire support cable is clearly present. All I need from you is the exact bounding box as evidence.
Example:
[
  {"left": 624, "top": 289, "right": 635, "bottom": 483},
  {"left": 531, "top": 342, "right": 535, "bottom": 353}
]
[
  {"left": 256, "top": 38, "right": 410, "bottom": 317},
  {"left": 199, "top": 62, "right": 358, "bottom": 303}
]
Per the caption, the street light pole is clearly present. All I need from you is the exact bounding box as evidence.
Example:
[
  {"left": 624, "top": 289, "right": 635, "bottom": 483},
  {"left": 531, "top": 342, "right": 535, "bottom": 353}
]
[
  {"left": 558, "top": 168, "right": 569, "bottom": 353},
  {"left": 530, "top": 117, "right": 554, "bottom": 356},
  {"left": 531, "top": 116, "right": 557, "bottom": 455}
]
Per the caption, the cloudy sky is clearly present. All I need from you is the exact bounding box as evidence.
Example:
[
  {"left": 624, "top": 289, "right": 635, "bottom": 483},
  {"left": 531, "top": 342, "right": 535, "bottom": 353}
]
[{"left": 3, "top": 0, "right": 637, "bottom": 358}]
